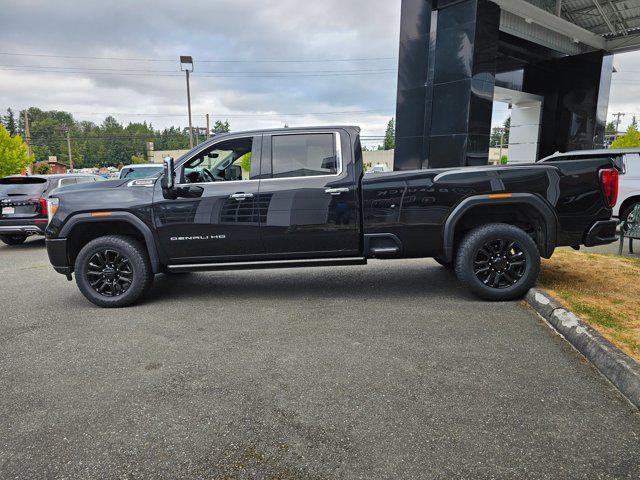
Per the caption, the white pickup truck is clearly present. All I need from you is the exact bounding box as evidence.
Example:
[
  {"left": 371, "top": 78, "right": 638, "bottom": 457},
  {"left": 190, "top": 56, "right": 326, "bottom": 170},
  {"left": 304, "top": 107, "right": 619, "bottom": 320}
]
[{"left": 541, "top": 148, "right": 639, "bottom": 221}]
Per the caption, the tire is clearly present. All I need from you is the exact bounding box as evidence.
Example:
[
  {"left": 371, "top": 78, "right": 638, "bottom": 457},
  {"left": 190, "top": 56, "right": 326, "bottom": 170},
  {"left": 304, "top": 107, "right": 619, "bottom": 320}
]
[
  {"left": 620, "top": 201, "right": 640, "bottom": 224},
  {"left": 455, "top": 223, "right": 541, "bottom": 301},
  {"left": 75, "top": 235, "right": 154, "bottom": 308},
  {"left": 433, "top": 256, "right": 454, "bottom": 269},
  {"left": 0, "top": 235, "right": 27, "bottom": 246}
]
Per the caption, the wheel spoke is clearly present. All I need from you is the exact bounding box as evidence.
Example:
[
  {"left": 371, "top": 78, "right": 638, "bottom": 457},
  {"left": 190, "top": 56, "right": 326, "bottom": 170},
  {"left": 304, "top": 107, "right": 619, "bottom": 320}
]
[
  {"left": 86, "top": 248, "right": 132, "bottom": 298},
  {"left": 474, "top": 237, "right": 527, "bottom": 290}
]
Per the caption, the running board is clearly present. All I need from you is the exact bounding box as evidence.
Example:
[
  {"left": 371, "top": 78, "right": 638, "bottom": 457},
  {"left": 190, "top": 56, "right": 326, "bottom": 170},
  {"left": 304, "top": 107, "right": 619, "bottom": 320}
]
[{"left": 167, "top": 257, "right": 368, "bottom": 273}]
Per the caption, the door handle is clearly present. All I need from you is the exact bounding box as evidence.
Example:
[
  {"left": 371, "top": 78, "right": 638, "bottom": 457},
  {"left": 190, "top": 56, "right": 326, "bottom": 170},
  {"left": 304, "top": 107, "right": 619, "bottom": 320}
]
[
  {"left": 325, "top": 188, "right": 349, "bottom": 196},
  {"left": 229, "top": 193, "right": 254, "bottom": 201}
]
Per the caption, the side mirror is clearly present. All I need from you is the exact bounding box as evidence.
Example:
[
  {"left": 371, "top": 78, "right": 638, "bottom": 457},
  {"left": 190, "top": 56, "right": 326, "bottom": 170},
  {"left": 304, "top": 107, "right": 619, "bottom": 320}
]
[{"left": 161, "top": 156, "right": 176, "bottom": 193}]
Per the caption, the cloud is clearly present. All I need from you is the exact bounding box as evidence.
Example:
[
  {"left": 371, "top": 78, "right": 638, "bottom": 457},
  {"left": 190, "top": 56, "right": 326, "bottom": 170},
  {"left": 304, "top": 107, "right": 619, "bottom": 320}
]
[
  {"left": 1, "top": 0, "right": 638, "bottom": 146},
  {"left": 0, "top": 0, "right": 402, "bottom": 146}
]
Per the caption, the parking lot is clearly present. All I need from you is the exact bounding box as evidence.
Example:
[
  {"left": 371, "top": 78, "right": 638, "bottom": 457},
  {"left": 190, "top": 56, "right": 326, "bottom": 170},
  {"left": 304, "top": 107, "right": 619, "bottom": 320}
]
[{"left": 1, "top": 238, "right": 639, "bottom": 479}]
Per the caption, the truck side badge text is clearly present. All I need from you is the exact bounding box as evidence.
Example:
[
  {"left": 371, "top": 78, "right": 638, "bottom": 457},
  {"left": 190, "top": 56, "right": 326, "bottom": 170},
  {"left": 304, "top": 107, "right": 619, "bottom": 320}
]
[{"left": 170, "top": 235, "right": 227, "bottom": 242}]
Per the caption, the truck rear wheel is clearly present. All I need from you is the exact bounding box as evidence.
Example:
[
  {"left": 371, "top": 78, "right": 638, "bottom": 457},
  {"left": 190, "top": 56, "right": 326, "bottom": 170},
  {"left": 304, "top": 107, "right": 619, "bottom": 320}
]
[
  {"left": 75, "top": 235, "right": 154, "bottom": 308},
  {"left": 455, "top": 223, "right": 540, "bottom": 301}
]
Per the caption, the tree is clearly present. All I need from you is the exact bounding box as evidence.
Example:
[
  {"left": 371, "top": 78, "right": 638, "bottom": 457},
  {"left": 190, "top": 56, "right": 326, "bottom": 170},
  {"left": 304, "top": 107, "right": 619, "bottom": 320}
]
[
  {"left": 239, "top": 152, "right": 252, "bottom": 173},
  {"left": 610, "top": 125, "right": 640, "bottom": 149},
  {"left": 490, "top": 118, "right": 510, "bottom": 149},
  {"left": 490, "top": 128, "right": 503, "bottom": 148},
  {"left": 130, "top": 155, "right": 147, "bottom": 164},
  {"left": 502, "top": 117, "right": 510, "bottom": 145},
  {"left": 0, "top": 124, "right": 30, "bottom": 177},
  {"left": 213, "top": 120, "right": 230, "bottom": 134},
  {"left": 606, "top": 121, "right": 617, "bottom": 136},
  {"left": 3, "top": 108, "right": 17, "bottom": 136},
  {"left": 382, "top": 118, "right": 395, "bottom": 150},
  {"left": 33, "top": 162, "right": 51, "bottom": 174}
]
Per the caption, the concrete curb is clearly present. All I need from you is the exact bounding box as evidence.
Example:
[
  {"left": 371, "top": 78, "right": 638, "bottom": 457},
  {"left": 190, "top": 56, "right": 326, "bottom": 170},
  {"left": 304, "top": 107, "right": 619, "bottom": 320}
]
[{"left": 526, "top": 288, "right": 640, "bottom": 410}]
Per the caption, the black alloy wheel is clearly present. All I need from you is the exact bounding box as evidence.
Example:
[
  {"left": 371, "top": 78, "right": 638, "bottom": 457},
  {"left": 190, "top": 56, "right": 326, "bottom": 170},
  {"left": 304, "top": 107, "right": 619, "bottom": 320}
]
[
  {"left": 75, "top": 235, "right": 154, "bottom": 308},
  {"left": 86, "top": 249, "right": 133, "bottom": 296},
  {"left": 455, "top": 223, "right": 540, "bottom": 301},
  {"left": 473, "top": 239, "right": 526, "bottom": 289}
]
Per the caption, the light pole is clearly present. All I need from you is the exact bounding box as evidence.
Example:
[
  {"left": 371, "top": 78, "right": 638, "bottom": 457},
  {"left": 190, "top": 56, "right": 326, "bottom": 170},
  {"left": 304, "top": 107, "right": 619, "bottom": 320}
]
[{"left": 180, "top": 56, "right": 194, "bottom": 149}]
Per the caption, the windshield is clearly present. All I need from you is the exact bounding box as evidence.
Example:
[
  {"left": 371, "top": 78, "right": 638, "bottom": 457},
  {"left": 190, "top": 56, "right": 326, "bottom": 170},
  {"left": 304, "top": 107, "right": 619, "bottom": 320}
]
[
  {"left": 0, "top": 177, "right": 48, "bottom": 196},
  {"left": 120, "top": 167, "right": 163, "bottom": 179}
]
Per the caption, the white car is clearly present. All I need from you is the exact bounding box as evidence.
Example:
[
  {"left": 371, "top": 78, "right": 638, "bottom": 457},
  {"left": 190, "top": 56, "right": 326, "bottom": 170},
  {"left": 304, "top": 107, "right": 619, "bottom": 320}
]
[
  {"left": 119, "top": 163, "right": 164, "bottom": 180},
  {"left": 366, "top": 164, "right": 389, "bottom": 174},
  {"left": 540, "top": 148, "right": 640, "bottom": 221}
]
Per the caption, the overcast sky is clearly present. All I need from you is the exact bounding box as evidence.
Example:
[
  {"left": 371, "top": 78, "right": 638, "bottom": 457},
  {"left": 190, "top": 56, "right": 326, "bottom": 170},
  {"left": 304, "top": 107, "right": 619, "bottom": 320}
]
[{"left": 1, "top": 0, "right": 640, "bottom": 148}]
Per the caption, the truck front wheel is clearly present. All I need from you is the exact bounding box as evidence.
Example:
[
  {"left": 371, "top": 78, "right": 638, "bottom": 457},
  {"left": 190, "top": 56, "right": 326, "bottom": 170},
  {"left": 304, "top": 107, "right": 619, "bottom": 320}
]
[
  {"left": 455, "top": 223, "right": 540, "bottom": 301},
  {"left": 75, "top": 235, "right": 154, "bottom": 308}
]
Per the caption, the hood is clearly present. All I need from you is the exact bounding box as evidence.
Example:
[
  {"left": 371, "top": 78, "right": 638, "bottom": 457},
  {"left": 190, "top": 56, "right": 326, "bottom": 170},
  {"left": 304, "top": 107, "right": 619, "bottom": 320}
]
[{"left": 48, "top": 178, "right": 135, "bottom": 197}]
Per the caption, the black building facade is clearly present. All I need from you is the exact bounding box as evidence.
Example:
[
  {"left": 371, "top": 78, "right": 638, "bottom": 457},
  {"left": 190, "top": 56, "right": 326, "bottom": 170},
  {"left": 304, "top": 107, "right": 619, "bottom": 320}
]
[{"left": 394, "top": 0, "right": 614, "bottom": 170}]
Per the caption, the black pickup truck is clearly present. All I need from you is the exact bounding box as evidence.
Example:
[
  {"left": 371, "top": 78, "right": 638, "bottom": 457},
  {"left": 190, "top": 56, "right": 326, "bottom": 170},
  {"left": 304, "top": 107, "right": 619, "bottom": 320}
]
[{"left": 45, "top": 126, "right": 619, "bottom": 307}]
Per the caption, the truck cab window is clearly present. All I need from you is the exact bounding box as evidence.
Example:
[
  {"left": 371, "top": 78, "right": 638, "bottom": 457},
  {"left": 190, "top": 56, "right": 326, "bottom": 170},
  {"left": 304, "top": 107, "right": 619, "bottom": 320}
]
[
  {"left": 272, "top": 133, "right": 337, "bottom": 178},
  {"left": 183, "top": 137, "right": 253, "bottom": 184}
]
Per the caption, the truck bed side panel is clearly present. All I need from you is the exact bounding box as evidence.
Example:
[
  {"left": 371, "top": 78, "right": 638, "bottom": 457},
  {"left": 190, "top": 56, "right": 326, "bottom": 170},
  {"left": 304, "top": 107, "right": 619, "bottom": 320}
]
[{"left": 362, "top": 160, "right": 612, "bottom": 257}]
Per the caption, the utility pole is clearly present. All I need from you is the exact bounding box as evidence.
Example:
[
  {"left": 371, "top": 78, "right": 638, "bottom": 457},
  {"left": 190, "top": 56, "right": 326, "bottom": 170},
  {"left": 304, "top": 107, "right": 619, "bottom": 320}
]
[
  {"left": 180, "top": 56, "right": 194, "bottom": 149},
  {"left": 23, "top": 110, "right": 33, "bottom": 159},
  {"left": 206, "top": 114, "right": 211, "bottom": 139},
  {"left": 613, "top": 112, "right": 626, "bottom": 137},
  {"left": 186, "top": 69, "right": 193, "bottom": 148},
  {"left": 66, "top": 130, "right": 74, "bottom": 172}
]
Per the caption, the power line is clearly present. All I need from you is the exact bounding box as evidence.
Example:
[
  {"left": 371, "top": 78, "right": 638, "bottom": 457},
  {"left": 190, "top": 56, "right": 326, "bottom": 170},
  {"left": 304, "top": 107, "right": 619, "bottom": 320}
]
[
  {"left": 0, "top": 66, "right": 396, "bottom": 78},
  {"left": 0, "top": 51, "right": 397, "bottom": 63},
  {"left": 61, "top": 109, "right": 385, "bottom": 118},
  {"left": 0, "top": 63, "right": 396, "bottom": 75}
]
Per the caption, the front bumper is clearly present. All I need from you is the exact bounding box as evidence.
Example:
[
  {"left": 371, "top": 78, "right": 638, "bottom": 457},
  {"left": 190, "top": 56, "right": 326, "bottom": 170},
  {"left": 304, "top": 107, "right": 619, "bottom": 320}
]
[
  {"left": 584, "top": 220, "right": 618, "bottom": 247},
  {"left": 46, "top": 238, "right": 72, "bottom": 275}
]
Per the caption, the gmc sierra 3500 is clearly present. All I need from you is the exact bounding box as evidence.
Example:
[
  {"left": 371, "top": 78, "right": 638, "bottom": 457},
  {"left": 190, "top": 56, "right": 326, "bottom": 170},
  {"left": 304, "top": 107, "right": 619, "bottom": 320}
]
[{"left": 44, "top": 126, "right": 619, "bottom": 308}]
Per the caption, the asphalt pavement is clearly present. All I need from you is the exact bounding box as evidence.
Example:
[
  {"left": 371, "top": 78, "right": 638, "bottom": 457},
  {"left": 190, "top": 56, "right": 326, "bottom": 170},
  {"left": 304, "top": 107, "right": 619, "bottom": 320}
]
[{"left": 1, "top": 238, "right": 638, "bottom": 479}]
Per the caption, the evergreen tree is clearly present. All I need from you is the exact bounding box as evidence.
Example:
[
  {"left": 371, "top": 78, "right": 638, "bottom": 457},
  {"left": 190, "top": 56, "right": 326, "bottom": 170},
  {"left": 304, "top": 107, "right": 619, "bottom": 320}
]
[
  {"left": 213, "top": 120, "right": 231, "bottom": 134},
  {"left": 3, "top": 108, "right": 17, "bottom": 136},
  {"left": 383, "top": 118, "right": 395, "bottom": 150}
]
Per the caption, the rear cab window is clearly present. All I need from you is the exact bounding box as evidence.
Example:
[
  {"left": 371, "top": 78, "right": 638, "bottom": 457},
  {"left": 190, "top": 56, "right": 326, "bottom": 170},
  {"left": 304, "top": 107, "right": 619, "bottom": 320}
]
[
  {"left": 271, "top": 133, "right": 339, "bottom": 178},
  {"left": 0, "top": 177, "right": 48, "bottom": 196}
]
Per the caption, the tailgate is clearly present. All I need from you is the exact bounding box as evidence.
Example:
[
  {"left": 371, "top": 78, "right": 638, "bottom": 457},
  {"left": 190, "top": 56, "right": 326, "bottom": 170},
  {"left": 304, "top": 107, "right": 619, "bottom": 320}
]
[
  {"left": 0, "top": 195, "right": 46, "bottom": 219},
  {"left": 0, "top": 177, "right": 49, "bottom": 220}
]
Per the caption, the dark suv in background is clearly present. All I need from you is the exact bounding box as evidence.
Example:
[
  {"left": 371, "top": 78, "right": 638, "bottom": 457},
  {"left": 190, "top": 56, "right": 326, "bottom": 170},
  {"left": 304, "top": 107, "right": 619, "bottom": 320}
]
[{"left": 0, "top": 174, "right": 104, "bottom": 245}]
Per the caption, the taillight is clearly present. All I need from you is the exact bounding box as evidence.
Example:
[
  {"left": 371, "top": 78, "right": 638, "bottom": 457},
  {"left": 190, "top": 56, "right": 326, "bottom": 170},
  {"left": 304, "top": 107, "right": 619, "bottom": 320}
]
[
  {"left": 600, "top": 168, "right": 619, "bottom": 209},
  {"left": 30, "top": 198, "right": 48, "bottom": 216}
]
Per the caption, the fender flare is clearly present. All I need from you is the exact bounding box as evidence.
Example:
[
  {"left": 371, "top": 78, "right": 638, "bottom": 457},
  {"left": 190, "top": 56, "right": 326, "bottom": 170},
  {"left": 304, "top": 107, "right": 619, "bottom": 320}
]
[
  {"left": 442, "top": 193, "right": 558, "bottom": 263},
  {"left": 59, "top": 212, "right": 161, "bottom": 273}
]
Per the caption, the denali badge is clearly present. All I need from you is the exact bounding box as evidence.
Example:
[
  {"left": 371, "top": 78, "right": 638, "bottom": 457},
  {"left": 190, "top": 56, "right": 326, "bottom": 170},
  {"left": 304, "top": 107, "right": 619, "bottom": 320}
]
[{"left": 170, "top": 235, "right": 226, "bottom": 241}]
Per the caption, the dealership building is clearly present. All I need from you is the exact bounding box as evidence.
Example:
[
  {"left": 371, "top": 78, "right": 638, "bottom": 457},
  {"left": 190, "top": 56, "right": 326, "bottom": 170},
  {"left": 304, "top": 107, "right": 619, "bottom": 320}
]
[{"left": 394, "top": 0, "right": 640, "bottom": 170}]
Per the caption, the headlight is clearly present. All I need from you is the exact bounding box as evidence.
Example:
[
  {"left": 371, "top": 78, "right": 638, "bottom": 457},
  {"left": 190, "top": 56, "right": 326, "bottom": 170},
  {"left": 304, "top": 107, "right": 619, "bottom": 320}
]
[{"left": 47, "top": 197, "right": 60, "bottom": 223}]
